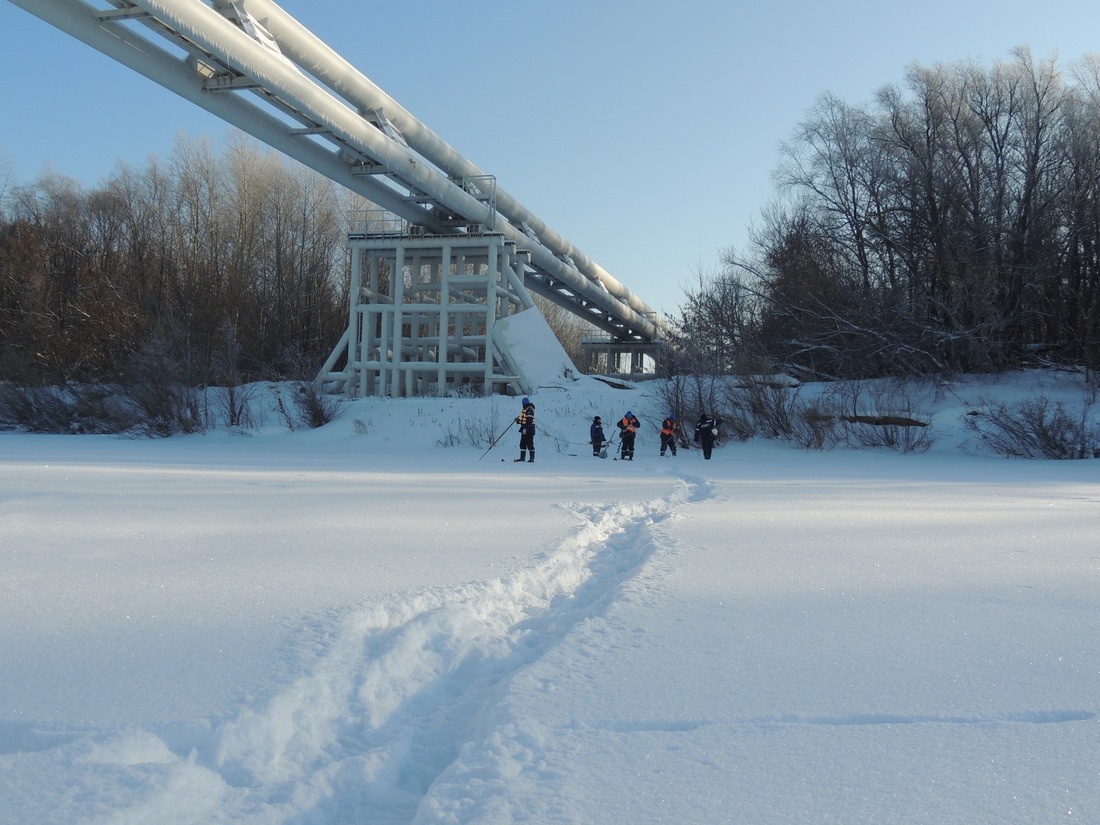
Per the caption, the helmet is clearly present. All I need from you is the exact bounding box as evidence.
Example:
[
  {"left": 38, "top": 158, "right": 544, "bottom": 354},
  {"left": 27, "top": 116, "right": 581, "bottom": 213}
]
[
  {"left": 626, "top": 411, "right": 633, "bottom": 417},
  {"left": 593, "top": 416, "right": 601, "bottom": 422},
  {"left": 522, "top": 397, "right": 530, "bottom": 406},
  {"left": 670, "top": 414, "right": 676, "bottom": 420}
]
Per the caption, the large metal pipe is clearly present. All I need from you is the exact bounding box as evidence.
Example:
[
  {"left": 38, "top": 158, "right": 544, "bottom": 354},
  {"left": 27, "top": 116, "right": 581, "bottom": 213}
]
[
  {"left": 124, "top": 0, "right": 498, "bottom": 222},
  {"left": 164, "top": 0, "right": 664, "bottom": 337},
  {"left": 123, "top": 0, "right": 662, "bottom": 337},
  {"left": 3, "top": 0, "right": 451, "bottom": 230},
  {"left": 237, "top": 0, "right": 666, "bottom": 330},
  {"left": 7, "top": 0, "right": 668, "bottom": 339}
]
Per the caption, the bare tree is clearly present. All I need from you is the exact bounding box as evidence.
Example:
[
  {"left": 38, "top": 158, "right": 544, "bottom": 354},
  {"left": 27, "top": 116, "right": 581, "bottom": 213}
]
[
  {"left": 696, "top": 50, "right": 1099, "bottom": 379},
  {"left": 0, "top": 133, "right": 351, "bottom": 386}
]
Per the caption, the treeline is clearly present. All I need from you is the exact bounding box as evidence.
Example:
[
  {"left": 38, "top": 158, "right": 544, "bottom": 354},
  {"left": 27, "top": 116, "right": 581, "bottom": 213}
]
[
  {"left": 0, "top": 134, "right": 354, "bottom": 386},
  {"left": 679, "top": 49, "right": 1100, "bottom": 379}
]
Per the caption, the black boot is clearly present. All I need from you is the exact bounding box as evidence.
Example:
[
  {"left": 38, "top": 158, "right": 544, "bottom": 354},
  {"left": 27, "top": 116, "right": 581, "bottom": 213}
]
[
  {"left": 515, "top": 450, "right": 526, "bottom": 462},
  {"left": 527, "top": 451, "right": 535, "bottom": 463}
]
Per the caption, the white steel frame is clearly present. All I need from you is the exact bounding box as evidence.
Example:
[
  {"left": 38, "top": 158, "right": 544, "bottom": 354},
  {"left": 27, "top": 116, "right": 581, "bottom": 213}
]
[{"left": 317, "top": 229, "right": 535, "bottom": 397}]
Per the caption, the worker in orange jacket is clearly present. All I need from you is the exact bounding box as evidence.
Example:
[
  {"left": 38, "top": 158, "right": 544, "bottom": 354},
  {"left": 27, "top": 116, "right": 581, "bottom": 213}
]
[
  {"left": 617, "top": 411, "right": 640, "bottom": 461},
  {"left": 660, "top": 414, "right": 678, "bottom": 457}
]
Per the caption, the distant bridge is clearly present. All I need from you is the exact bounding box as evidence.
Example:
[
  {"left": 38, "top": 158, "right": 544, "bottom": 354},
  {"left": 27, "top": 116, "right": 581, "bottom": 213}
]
[{"left": 7, "top": 0, "right": 674, "bottom": 395}]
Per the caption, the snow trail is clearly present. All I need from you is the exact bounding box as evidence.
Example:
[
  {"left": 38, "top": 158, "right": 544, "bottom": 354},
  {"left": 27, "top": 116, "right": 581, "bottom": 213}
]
[{"left": 90, "top": 475, "right": 705, "bottom": 823}]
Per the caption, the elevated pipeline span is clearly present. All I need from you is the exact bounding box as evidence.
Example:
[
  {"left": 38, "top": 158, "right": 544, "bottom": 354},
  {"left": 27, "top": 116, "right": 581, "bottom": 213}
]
[{"left": 6, "top": 0, "right": 673, "bottom": 344}]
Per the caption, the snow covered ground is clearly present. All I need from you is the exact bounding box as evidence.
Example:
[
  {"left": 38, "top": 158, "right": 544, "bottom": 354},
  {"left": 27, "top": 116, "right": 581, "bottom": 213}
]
[{"left": 2, "top": 368, "right": 1098, "bottom": 824}]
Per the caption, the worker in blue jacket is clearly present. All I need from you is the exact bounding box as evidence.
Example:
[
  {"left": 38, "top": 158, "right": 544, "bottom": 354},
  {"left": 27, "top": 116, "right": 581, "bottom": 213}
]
[{"left": 590, "top": 416, "right": 606, "bottom": 456}]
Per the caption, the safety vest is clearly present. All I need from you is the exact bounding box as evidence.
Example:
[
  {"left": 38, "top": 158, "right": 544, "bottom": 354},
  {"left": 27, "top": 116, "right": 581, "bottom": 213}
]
[{"left": 661, "top": 418, "right": 676, "bottom": 435}]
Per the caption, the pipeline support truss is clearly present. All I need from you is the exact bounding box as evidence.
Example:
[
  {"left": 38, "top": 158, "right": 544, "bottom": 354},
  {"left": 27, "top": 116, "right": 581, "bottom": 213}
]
[{"left": 316, "top": 228, "right": 534, "bottom": 397}]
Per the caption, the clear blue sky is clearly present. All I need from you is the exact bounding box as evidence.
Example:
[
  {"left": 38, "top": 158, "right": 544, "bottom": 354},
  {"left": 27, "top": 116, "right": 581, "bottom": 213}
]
[{"left": 2, "top": 0, "right": 1098, "bottom": 318}]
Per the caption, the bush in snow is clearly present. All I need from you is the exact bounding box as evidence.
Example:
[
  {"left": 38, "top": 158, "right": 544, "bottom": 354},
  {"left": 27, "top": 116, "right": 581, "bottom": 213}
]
[
  {"left": 963, "top": 395, "right": 1100, "bottom": 459},
  {"left": 0, "top": 383, "right": 75, "bottom": 432},
  {"left": 718, "top": 377, "right": 935, "bottom": 452},
  {"left": 438, "top": 405, "right": 504, "bottom": 449},
  {"left": 124, "top": 382, "right": 205, "bottom": 437},
  {"left": 828, "top": 380, "right": 934, "bottom": 453},
  {"left": 722, "top": 377, "right": 835, "bottom": 448},
  {"left": 214, "top": 384, "right": 258, "bottom": 430},
  {"left": 0, "top": 382, "right": 188, "bottom": 435},
  {"left": 293, "top": 381, "right": 342, "bottom": 429}
]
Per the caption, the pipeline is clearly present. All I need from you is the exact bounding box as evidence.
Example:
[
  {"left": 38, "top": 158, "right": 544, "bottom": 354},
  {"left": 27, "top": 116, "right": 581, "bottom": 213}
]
[
  {"left": 7, "top": 0, "right": 673, "bottom": 340},
  {"left": 232, "top": 0, "right": 668, "bottom": 333}
]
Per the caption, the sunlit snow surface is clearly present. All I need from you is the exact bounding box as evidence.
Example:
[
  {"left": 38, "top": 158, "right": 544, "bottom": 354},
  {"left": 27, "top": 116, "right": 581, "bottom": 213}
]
[{"left": 2, "top": 369, "right": 1098, "bottom": 824}]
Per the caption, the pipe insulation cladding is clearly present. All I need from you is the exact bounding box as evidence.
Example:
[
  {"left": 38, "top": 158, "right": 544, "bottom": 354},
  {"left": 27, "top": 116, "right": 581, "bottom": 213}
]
[
  {"left": 232, "top": 0, "right": 665, "bottom": 330},
  {"left": 6, "top": 0, "right": 673, "bottom": 341},
  {"left": 3, "top": 0, "right": 454, "bottom": 230}
]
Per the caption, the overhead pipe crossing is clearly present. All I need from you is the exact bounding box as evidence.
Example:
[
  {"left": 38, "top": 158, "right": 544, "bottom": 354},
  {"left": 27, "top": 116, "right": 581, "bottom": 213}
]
[{"left": 6, "top": 0, "right": 673, "bottom": 342}]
